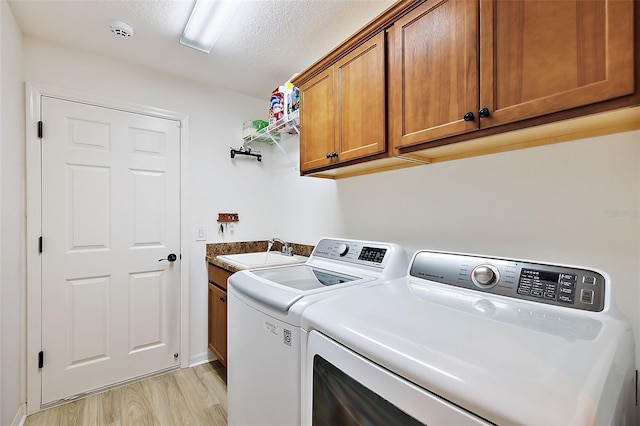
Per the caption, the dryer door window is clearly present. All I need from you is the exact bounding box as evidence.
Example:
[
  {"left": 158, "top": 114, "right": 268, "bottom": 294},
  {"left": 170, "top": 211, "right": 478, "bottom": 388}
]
[
  {"left": 312, "top": 355, "right": 423, "bottom": 425},
  {"left": 304, "top": 331, "right": 489, "bottom": 425}
]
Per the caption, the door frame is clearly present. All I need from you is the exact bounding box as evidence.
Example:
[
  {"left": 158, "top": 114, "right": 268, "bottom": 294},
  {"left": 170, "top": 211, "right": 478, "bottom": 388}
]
[{"left": 25, "top": 83, "right": 191, "bottom": 415}]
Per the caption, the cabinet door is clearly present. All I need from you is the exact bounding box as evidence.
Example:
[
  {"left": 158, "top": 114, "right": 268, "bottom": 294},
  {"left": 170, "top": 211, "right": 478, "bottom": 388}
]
[
  {"left": 208, "top": 283, "right": 227, "bottom": 367},
  {"left": 480, "top": 0, "right": 634, "bottom": 128},
  {"left": 389, "top": 0, "right": 479, "bottom": 150},
  {"left": 335, "top": 32, "right": 387, "bottom": 162},
  {"left": 299, "top": 68, "right": 335, "bottom": 172}
]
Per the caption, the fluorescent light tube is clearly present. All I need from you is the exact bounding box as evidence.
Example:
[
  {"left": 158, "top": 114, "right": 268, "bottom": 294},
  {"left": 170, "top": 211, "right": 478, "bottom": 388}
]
[{"left": 180, "top": 0, "right": 239, "bottom": 53}]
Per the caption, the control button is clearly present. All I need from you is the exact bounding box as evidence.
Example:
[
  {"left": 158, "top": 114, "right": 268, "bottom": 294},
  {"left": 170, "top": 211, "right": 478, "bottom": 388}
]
[
  {"left": 559, "top": 294, "right": 574, "bottom": 304},
  {"left": 337, "top": 243, "right": 349, "bottom": 257},
  {"left": 583, "top": 276, "right": 596, "bottom": 285},
  {"left": 559, "top": 280, "right": 575, "bottom": 289},
  {"left": 559, "top": 287, "right": 573, "bottom": 295},
  {"left": 471, "top": 265, "right": 499, "bottom": 288},
  {"left": 580, "top": 289, "right": 594, "bottom": 304},
  {"left": 543, "top": 292, "right": 556, "bottom": 300},
  {"left": 531, "top": 289, "right": 543, "bottom": 298},
  {"left": 517, "top": 286, "right": 531, "bottom": 295},
  {"left": 560, "top": 273, "right": 577, "bottom": 282}
]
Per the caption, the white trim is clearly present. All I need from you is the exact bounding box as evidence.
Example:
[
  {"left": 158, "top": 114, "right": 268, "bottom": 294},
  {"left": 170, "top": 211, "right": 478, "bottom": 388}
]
[
  {"left": 25, "top": 84, "right": 42, "bottom": 416},
  {"left": 10, "top": 403, "right": 26, "bottom": 426},
  {"left": 180, "top": 116, "right": 191, "bottom": 369},
  {"left": 25, "top": 82, "right": 190, "bottom": 414},
  {"left": 189, "top": 350, "right": 218, "bottom": 368}
]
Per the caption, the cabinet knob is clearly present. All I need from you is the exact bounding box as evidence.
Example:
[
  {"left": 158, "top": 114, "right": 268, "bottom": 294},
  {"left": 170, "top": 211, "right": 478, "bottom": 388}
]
[
  {"left": 326, "top": 153, "right": 332, "bottom": 159},
  {"left": 479, "top": 107, "right": 491, "bottom": 118},
  {"left": 463, "top": 112, "right": 475, "bottom": 122},
  {"left": 220, "top": 296, "right": 227, "bottom": 303},
  {"left": 331, "top": 151, "right": 338, "bottom": 158}
]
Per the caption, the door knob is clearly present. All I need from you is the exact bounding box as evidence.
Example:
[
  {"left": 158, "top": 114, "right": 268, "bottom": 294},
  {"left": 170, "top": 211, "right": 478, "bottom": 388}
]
[
  {"left": 463, "top": 112, "right": 475, "bottom": 122},
  {"left": 158, "top": 253, "right": 177, "bottom": 262}
]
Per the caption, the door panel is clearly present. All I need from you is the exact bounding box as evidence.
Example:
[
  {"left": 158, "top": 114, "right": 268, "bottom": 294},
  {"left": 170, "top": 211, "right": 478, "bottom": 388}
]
[
  {"left": 299, "top": 68, "right": 335, "bottom": 171},
  {"left": 209, "top": 284, "right": 227, "bottom": 367},
  {"left": 41, "top": 97, "right": 180, "bottom": 404},
  {"left": 480, "top": 0, "right": 634, "bottom": 127},
  {"left": 390, "top": 0, "right": 479, "bottom": 149},
  {"left": 335, "top": 31, "right": 386, "bottom": 162}
]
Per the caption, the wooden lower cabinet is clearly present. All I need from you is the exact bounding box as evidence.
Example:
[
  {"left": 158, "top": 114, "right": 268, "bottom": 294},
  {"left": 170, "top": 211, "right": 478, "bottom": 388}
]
[{"left": 207, "top": 262, "right": 231, "bottom": 367}]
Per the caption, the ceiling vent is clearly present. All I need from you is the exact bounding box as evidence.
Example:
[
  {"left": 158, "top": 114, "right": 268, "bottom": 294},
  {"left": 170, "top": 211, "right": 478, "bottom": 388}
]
[{"left": 109, "top": 20, "right": 134, "bottom": 39}]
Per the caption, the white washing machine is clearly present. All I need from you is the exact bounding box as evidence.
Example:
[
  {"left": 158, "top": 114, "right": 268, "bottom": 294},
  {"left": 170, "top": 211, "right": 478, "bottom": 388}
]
[
  {"left": 301, "top": 250, "right": 637, "bottom": 425},
  {"left": 227, "top": 238, "right": 408, "bottom": 426}
]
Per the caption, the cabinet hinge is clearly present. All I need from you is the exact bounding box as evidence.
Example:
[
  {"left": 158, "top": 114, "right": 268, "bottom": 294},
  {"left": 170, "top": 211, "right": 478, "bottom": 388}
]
[
  {"left": 38, "top": 236, "right": 43, "bottom": 253},
  {"left": 38, "top": 351, "right": 44, "bottom": 369},
  {"left": 37, "top": 121, "right": 43, "bottom": 139}
]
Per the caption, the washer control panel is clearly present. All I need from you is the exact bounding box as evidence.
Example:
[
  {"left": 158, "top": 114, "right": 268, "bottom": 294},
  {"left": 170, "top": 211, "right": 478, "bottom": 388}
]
[
  {"left": 410, "top": 251, "right": 606, "bottom": 312},
  {"left": 313, "top": 239, "right": 390, "bottom": 268}
]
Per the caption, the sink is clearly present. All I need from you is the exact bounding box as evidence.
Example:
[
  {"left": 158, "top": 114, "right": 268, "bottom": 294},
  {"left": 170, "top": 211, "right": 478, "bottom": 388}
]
[{"left": 217, "top": 252, "right": 308, "bottom": 269}]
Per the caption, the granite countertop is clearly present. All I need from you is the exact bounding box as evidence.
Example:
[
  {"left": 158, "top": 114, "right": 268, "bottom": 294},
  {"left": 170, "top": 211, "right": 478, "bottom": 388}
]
[{"left": 206, "top": 240, "right": 315, "bottom": 273}]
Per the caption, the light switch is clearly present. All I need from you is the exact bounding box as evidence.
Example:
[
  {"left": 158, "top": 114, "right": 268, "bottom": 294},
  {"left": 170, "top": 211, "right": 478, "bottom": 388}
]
[{"left": 196, "top": 226, "right": 206, "bottom": 241}]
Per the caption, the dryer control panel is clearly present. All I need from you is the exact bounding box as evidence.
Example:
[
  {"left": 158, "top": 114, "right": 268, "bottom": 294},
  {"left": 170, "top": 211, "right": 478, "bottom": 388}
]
[{"left": 410, "top": 251, "right": 606, "bottom": 312}]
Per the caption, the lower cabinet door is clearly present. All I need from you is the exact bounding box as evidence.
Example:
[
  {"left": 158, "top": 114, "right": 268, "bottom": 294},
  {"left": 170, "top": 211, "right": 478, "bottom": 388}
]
[{"left": 208, "top": 283, "right": 228, "bottom": 366}]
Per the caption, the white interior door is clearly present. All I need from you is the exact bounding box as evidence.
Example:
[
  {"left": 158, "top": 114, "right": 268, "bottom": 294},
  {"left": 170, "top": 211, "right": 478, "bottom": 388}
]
[{"left": 40, "top": 97, "right": 181, "bottom": 404}]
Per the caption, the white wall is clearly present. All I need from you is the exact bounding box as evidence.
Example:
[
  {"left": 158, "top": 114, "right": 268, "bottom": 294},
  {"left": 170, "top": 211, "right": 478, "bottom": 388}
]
[
  {"left": 332, "top": 130, "right": 640, "bottom": 369},
  {"left": 0, "top": 1, "right": 26, "bottom": 425},
  {"left": 22, "top": 37, "right": 342, "bottom": 366}
]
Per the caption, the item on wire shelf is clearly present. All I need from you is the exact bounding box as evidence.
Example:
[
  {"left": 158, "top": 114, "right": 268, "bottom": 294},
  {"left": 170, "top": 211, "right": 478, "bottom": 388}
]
[
  {"left": 269, "top": 86, "right": 286, "bottom": 126},
  {"left": 285, "top": 76, "right": 300, "bottom": 115},
  {"left": 243, "top": 119, "right": 269, "bottom": 141}
]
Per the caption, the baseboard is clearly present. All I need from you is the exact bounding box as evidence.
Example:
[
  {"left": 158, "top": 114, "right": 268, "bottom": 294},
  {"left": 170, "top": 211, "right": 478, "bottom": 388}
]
[
  {"left": 189, "top": 350, "right": 217, "bottom": 368},
  {"left": 11, "top": 403, "right": 26, "bottom": 426}
]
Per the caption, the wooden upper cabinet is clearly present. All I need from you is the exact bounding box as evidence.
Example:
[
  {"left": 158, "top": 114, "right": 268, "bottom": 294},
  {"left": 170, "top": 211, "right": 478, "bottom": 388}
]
[
  {"left": 335, "top": 31, "right": 387, "bottom": 163},
  {"left": 389, "top": 0, "right": 480, "bottom": 149},
  {"left": 299, "top": 31, "right": 386, "bottom": 173},
  {"left": 299, "top": 68, "right": 335, "bottom": 171},
  {"left": 480, "top": 0, "right": 635, "bottom": 128},
  {"left": 294, "top": 0, "right": 637, "bottom": 176},
  {"left": 391, "top": 0, "right": 635, "bottom": 150}
]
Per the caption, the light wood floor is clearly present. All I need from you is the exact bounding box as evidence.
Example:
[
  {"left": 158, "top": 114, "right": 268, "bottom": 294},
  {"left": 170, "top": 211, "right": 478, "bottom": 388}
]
[{"left": 25, "top": 361, "right": 227, "bottom": 426}]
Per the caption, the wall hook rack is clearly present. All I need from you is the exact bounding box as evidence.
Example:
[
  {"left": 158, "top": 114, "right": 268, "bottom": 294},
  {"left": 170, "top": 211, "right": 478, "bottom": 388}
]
[{"left": 230, "top": 146, "right": 262, "bottom": 162}]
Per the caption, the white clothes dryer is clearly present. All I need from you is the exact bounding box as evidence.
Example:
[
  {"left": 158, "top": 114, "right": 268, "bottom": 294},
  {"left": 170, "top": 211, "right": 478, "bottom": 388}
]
[
  {"left": 301, "top": 250, "right": 637, "bottom": 425},
  {"left": 227, "top": 238, "right": 408, "bottom": 426}
]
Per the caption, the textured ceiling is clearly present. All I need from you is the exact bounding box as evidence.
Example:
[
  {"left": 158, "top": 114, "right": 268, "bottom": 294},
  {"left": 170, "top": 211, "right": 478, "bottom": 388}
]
[{"left": 8, "top": 0, "right": 395, "bottom": 99}]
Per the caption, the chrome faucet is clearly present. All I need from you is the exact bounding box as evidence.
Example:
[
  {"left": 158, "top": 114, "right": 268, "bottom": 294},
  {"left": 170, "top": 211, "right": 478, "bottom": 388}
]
[{"left": 268, "top": 237, "right": 293, "bottom": 256}]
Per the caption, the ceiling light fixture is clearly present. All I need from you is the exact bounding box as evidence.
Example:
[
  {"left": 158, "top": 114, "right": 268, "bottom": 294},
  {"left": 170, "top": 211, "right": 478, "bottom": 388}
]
[{"left": 180, "top": 0, "right": 239, "bottom": 53}]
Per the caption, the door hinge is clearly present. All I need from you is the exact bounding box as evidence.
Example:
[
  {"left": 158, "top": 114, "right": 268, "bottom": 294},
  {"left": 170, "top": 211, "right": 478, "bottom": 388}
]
[
  {"left": 38, "top": 236, "right": 43, "bottom": 253},
  {"left": 37, "top": 121, "right": 43, "bottom": 139},
  {"left": 38, "top": 351, "right": 44, "bottom": 369}
]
